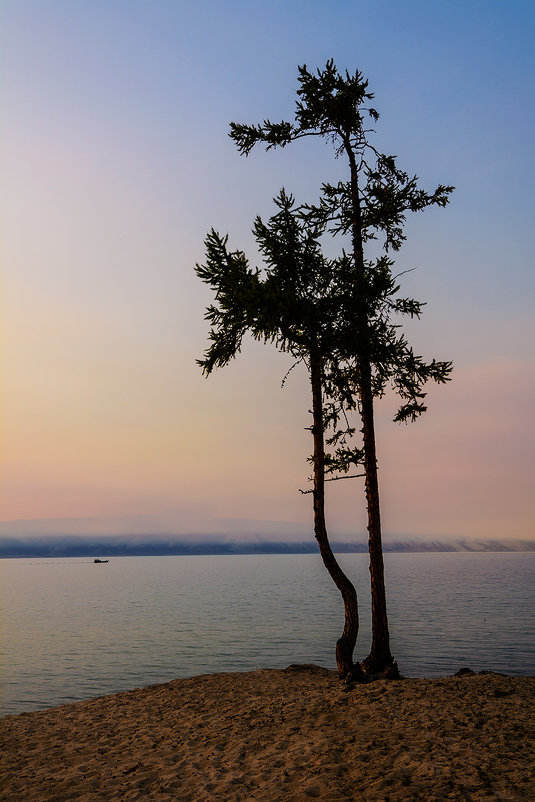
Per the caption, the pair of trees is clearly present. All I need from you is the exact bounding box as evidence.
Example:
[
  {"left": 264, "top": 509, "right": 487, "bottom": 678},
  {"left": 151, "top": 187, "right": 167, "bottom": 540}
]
[{"left": 196, "top": 62, "right": 453, "bottom": 680}]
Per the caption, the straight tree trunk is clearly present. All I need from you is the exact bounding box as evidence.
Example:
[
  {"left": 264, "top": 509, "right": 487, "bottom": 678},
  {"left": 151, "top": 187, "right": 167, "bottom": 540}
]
[
  {"left": 346, "top": 144, "right": 398, "bottom": 677},
  {"left": 309, "top": 344, "right": 362, "bottom": 680}
]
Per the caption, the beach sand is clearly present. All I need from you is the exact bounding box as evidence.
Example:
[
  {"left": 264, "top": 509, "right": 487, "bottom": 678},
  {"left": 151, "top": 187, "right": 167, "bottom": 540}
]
[{"left": 1, "top": 666, "right": 533, "bottom": 801}]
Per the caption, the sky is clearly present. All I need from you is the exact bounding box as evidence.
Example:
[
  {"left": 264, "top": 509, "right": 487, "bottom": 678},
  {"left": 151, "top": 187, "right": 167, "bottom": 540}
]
[{"left": 1, "top": 0, "right": 534, "bottom": 542}]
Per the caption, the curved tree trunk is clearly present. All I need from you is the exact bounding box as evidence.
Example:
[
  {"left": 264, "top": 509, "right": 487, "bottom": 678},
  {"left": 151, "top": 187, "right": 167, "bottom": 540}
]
[
  {"left": 310, "top": 345, "right": 363, "bottom": 680},
  {"left": 346, "top": 145, "right": 398, "bottom": 678}
]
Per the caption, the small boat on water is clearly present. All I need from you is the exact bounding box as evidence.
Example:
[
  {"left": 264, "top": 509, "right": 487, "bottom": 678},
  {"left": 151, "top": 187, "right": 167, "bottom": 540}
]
[{"left": 93, "top": 558, "right": 109, "bottom": 564}]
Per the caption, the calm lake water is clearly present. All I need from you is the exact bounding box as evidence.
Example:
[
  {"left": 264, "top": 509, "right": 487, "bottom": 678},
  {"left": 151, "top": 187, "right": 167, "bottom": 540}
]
[{"left": 1, "top": 552, "right": 534, "bottom": 716}]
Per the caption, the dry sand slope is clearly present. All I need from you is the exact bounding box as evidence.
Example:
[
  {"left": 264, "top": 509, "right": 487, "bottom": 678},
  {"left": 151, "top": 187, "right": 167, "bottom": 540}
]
[{"left": 1, "top": 666, "right": 533, "bottom": 801}]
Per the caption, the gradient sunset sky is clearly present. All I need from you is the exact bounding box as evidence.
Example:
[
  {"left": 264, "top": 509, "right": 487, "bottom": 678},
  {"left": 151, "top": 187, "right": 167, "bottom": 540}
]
[{"left": 2, "top": 0, "right": 534, "bottom": 541}]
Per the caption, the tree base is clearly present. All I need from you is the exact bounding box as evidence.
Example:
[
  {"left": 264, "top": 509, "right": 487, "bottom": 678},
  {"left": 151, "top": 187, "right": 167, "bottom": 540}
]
[
  {"left": 345, "top": 662, "right": 367, "bottom": 683},
  {"left": 361, "top": 654, "right": 401, "bottom": 680},
  {"left": 336, "top": 636, "right": 358, "bottom": 681}
]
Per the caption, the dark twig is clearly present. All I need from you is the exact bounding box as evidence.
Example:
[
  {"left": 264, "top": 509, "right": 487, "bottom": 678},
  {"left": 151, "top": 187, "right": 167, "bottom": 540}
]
[{"left": 299, "top": 472, "right": 365, "bottom": 493}]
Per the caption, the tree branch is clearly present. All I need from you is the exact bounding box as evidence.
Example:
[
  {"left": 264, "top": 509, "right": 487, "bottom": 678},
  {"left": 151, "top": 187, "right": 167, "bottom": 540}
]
[{"left": 299, "top": 472, "right": 365, "bottom": 493}]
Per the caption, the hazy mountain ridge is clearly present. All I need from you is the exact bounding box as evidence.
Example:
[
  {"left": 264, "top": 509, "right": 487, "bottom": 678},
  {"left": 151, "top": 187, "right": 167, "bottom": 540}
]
[{"left": 0, "top": 535, "right": 533, "bottom": 558}]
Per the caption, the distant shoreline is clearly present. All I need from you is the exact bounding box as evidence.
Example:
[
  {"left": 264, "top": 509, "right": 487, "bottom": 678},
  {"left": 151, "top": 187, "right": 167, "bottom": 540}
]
[{"left": 1, "top": 538, "right": 534, "bottom": 558}]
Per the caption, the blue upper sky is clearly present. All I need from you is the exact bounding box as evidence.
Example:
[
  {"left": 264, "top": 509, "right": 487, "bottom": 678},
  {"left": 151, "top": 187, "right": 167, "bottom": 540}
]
[{"left": 1, "top": 0, "right": 534, "bottom": 540}]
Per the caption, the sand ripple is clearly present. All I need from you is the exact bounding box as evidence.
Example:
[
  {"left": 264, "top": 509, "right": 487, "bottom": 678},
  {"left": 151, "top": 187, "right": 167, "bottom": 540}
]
[{"left": 1, "top": 666, "right": 533, "bottom": 800}]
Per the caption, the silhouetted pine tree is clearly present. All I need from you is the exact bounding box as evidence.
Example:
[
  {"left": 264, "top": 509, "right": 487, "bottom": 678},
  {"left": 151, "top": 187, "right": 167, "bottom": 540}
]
[
  {"left": 196, "top": 191, "right": 365, "bottom": 678},
  {"left": 227, "top": 62, "right": 453, "bottom": 678}
]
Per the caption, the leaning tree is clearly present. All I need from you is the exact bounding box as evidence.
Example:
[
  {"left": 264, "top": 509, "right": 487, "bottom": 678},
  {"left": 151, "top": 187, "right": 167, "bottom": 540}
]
[
  {"left": 196, "top": 181, "right": 452, "bottom": 678},
  {"left": 230, "top": 61, "right": 453, "bottom": 676},
  {"left": 196, "top": 190, "right": 366, "bottom": 679}
]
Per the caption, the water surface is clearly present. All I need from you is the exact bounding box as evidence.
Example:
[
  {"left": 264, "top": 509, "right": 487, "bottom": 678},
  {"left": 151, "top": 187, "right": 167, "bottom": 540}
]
[{"left": 1, "top": 552, "right": 533, "bottom": 715}]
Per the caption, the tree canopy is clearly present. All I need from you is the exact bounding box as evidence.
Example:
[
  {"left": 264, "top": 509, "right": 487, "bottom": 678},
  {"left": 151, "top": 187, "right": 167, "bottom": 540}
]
[{"left": 197, "top": 61, "right": 453, "bottom": 678}]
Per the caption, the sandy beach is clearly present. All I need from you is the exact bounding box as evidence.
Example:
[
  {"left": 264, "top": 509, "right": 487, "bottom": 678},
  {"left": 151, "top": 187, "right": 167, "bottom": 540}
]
[{"left": 1, "top": 666, "right": 533, "bottom": 801}]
